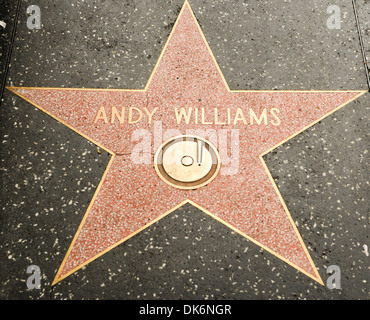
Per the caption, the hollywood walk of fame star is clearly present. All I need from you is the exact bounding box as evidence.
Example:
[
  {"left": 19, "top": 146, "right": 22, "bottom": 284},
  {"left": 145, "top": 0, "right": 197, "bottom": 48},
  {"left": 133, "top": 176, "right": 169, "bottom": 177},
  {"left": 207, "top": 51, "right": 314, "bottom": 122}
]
[{"left": 7, "top": 1, "right": 365, "bottom": 285}]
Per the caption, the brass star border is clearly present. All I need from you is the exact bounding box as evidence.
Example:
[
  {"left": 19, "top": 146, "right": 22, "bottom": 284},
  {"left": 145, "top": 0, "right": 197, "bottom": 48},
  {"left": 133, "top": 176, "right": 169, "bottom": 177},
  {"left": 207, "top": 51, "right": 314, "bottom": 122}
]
[{"left": 7, "top": 1, "right": 366, "bottom": 286}]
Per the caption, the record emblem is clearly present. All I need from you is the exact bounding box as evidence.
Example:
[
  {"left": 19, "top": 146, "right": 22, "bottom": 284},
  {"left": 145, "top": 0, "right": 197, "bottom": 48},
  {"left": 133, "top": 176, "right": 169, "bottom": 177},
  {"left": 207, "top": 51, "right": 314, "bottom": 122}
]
[{"left": 154, "top": 135, "right": 220, "bottom": 190}]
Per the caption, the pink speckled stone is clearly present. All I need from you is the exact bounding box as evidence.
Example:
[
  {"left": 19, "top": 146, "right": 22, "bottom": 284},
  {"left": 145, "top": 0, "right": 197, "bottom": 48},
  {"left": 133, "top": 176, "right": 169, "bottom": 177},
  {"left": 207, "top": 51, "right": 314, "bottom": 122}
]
[{"left": 11, "top": 3, "right": 363, "bottom": 284}]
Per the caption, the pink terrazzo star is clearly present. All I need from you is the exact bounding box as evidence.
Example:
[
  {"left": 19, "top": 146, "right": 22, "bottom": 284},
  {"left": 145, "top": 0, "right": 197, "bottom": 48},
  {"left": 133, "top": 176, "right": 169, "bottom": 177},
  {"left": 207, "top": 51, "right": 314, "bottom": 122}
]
[{"left": 8, "top": 1, "right": 365, "bottom": 285}]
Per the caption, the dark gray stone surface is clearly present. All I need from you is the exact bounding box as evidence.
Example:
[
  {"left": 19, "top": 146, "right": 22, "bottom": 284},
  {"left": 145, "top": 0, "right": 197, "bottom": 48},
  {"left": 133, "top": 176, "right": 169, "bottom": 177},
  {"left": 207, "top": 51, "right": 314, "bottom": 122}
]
[
  {"left": 0, "top": 92, "right": 110, "bottom": 300},
  {"left": 0, "top": 0, "right": 19, "bottom": 101},
  {"left": 6, "top": 0, "right": 368, "bottom": 90},
  {"left": 356, "top": 0, "right": 370, "bottom": 76},
  {"left": 0, "top": 0, "right": 368, "bottom": 299},
  {"left": 194, "top": 0, "right": 367, "bottom": 90}
]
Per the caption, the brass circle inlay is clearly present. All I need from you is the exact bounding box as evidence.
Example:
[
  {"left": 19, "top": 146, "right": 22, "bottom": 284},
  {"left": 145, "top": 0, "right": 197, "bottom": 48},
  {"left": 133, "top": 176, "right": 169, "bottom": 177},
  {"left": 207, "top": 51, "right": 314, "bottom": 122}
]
[{"left": 154, "top": 135, "right": 220, "bottom": 190}]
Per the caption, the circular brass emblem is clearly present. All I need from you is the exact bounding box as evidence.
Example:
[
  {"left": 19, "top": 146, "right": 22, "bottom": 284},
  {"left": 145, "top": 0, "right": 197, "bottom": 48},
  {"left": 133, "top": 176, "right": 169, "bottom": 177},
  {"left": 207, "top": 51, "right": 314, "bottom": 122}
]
[{"left": 154, "top": 135, "right": 220, "bottom": 190}]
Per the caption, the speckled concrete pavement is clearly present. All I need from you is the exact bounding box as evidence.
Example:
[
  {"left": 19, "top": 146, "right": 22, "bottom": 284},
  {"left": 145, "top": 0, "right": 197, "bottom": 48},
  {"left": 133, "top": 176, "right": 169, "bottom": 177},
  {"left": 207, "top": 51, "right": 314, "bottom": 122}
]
[
  {"left": 0, "top": 0, "right": 369, "bottom": 300},
  {"left": 357, "top": 0, "right": 370, "bottom": 62}
]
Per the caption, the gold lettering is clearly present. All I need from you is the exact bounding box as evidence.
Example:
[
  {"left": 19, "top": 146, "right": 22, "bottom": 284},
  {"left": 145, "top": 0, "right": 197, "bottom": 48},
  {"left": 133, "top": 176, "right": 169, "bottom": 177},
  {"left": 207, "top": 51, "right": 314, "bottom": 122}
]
[
  {"left": 144, "top": 107, "right": 158, "bottom": 124},
  {"left": 270, "top": 108, "right": 281, "bottom": 126},
  {"left": 250, "top": 109, "right": 267, "bottom": 125},
  {"left": 233, "top": 108, "right": 247, "bottom": 125},
  {"left": 174, "top": 108, "right": 192, "bottom": 124},
  {"left": 201, "top": 108, "right": 213, "bottom": 125},
  {"left": 215, "top": 108, "right": 226, "bottom": 125},
  {"left": 94, "top": 107, "right": 108, "bottom": 124},
  {"left": 111, "top": 107, "right": 125, "bottom": 124},
  {"left": 129, "top": 107, "right": 143, "bottom": 124}
]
